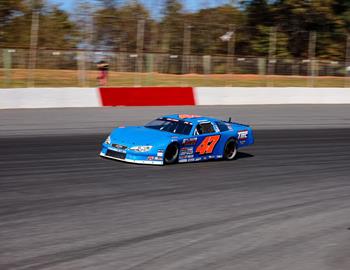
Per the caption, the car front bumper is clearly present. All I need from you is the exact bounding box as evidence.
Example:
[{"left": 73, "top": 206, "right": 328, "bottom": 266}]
[{"left": 100, "top": 144, "right": 164, "bottom": 165}]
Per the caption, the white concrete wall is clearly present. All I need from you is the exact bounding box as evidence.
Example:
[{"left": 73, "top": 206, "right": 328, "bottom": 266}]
[
  {"left": 2, "top": 87, "right": 350, "bottom": 109},
  {"left": 195, "top": 87, "right": 350, "bottom": 105},
  {"left": 0, "top": 88, "right": 101, "bottom": 109}
]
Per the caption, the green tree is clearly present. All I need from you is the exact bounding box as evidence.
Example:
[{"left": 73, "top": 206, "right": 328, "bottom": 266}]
[
  {"left": 73, "top": 0, "right": 95, "bottom": 49},
  {"left": 38, "top": 7, "right": 79, "bottom": 49},
  {"left": 272, "top": 0, "right": 345, "bottom": 58},
  {"left": 250, "top": 25, "right": 291, "bottom": 57},
  {"left": 159, "top": 0, "right": 184, "bottom": 54},
  {"left": 93, "top": 0, "right": 119, "bottom": 49},
  {"left": 98, "top": 0, "right": 119, "bottom": 9},
  {"left": 0, "top": 0, "right": 25, "bottom": 26},
  {"left": 332, "top": 0, "right": 350, "bottom": 29},
  {"left": 0, "top": 1, "right": 79, "bottom": 49},
  {"left": 239, "top": 0, "right": 274, "bottom": 56},
  {"left": 190, "top": 5, "right": 244, "bottom": 55},
  {"left": 0, "top": 0, "right": 29, "bottom": 46},
  {"left": 243, "top": 0, "right": 272, "bottom": 28},
  {"left": 117, "top": 1, "right": 150, "bottom": 52},
  {"left": 93, "top": 0, "right": 150, "bottom": 51}
]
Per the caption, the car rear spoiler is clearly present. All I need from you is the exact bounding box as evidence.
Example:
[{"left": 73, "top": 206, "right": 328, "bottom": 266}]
[{"left": 224, "top": 117, "right": 250, "bottom": 127}]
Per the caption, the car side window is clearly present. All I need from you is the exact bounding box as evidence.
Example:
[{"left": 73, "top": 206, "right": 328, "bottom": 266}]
[
  {"left": 215, "top": 121, "right": 229, "bottom": 132},
  {"left": 194, "top": 122, "right": 215, "bottom": 135}
]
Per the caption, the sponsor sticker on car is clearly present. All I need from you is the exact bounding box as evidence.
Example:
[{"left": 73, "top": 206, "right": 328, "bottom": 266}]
[
  {"left": 178, "top": 114, "right": 201, "bottom": 119},
  {"left": 182, "top": 138, "right": 197, "bottom": 146},
  {"left": 238, "top": 130, "right": 248, "bottom": 140},
  {"left": 157, "top": 150, "right": 164, "bottom": 157},
  {"left": 180, "top": 147, "right": 194, "bottom": 155}
]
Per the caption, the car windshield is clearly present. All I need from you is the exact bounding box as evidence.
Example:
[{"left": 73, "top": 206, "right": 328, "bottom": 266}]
[{"left": 145, "top": 118, "right": 193, "bottom": 135}]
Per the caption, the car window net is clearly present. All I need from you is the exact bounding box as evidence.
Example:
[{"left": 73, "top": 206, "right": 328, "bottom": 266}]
[{"left": 198, "top": 123, "right": 215, "bottom": 134}]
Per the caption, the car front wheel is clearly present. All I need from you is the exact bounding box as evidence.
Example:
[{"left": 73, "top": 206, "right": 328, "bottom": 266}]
[
  {"left": 223, "top": 138, "right": 237, "bottom": 160},
  {"left": 164, "top": 143, "right": 179, "bottom": 164}
]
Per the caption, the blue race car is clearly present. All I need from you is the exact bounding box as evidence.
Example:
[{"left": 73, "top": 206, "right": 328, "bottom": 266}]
[{"left": 100, "top": 114, "right": 254, "bottom": 165}]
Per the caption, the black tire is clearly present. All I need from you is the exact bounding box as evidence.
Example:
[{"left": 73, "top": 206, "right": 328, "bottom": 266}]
[
  {"left": 223, "top": 138, "right": 237, "bottom": 160},
  {"left": 164, "top": 143, "right": 179, "bottom": 164}
]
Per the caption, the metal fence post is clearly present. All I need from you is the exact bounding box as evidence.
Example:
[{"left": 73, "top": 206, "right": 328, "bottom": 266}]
[
  {"left": 136, "top": 19, "right": 145, "bottom": 73},
  {"left": 3, "top": 49, "right": 12, "bottom": 87},
  {"left": 345, "top": 34, "right": 350, "bottom": 87},
  {"left": 268, "top": 27, "right": 277, "bottom": 74},
  {"left": 77, "top": 51, "right": 86, "bottom": 87},
  {"left": 86, "top": 12, "right": 94, "bottom": 86},
  {"left": 308, "top": 31, "right": 317, "bottom": 87},
  {"left": 27, "top": 7, "right": 40, "bottom": 87},
  {"left": 226, "top": 24, "right": 236, "bottom": 74},
  {"left": 182, "top": 24, "right": 191, "bottom": 75},
  {"left": 147, "top": 23, "right": 158, "bottom": 85},
  {"left": 135, "top": 19, "right": 145, "bottom": 86},
  {"left": 267, "top": 27, "right": 277, "bottom": 86}
]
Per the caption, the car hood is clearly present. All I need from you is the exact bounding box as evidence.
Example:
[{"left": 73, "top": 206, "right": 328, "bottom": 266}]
[{"left": 110, "top": 126, "right": 182, "bottom": 147}]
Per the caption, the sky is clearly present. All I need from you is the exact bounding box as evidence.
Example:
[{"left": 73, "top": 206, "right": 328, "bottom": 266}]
[{"left": 50, "top": 0, "right": 232, "bottom": 17}]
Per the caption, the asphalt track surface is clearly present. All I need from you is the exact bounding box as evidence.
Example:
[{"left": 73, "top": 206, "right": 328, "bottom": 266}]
[{"left": 1, "top": 106, "right": 350, "bottom": 270}]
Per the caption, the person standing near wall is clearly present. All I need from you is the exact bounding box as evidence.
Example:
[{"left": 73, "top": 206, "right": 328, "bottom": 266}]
[{"left": 97, "top": 60, "right": 109, "bottom": 86}]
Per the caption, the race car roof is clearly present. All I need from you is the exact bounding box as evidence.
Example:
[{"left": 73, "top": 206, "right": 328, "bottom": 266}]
[{"left": 162, "top": 114, "right": 218, "bottom": 124}]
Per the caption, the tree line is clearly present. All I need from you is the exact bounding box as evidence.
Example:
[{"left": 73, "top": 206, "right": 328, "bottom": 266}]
[{"left": 0, "top": 0, "right": 349, "bottom": 60}]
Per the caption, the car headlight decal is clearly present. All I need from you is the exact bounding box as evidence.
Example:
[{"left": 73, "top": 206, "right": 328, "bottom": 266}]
[{"left": 130, "top": 145, "right": 153, "bottom": 152}]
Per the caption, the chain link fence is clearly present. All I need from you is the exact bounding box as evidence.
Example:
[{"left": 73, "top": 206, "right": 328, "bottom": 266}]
[
  {"left": 1, "top": 48, "right": 349, "bottom": 87},
  {"left": 1, "top": 14, "right": 350, "bottom": 87}
]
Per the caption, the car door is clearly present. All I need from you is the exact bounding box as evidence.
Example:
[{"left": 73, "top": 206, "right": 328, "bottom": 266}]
[{"left": 193, "top": 122, "right": 222, "bottom": 159}]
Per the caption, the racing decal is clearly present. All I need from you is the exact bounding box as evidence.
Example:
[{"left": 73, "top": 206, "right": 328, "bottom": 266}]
[
  {"left": 111, "top": 145, "right": 127, "bottom": 153},
  {"left": 237, "top": 130, "right": 249, "bottom": 140},
  {"left": 226, "top": 124, "right": 233, "bottom": 131},
  {"left": 112, "top": 143, "right": 127, "bottom": 150},
  {"left": 178, "top": 114, "right": 201, "bottom": 119},
  {"left": 195, "top": 135, "right": 221, "bottom": 155},
  {"left": 213, "top": 124, "right": 220, "bottom": 133},
  {"left": 180, "top": 147, "right": 194, "bottom": 155},
  {"left": 157, "top": 150, "right": 164, "bottom": 157},
  {"left": 182, "top": 138, "right": 197, "bottom": 146},
  {"left": 166, "top": 118, "right": 179, "bottom": 122}
]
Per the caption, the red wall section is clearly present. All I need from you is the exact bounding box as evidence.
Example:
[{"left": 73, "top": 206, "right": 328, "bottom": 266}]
[{"left": 99, "top": 87, "right": 195, "bottom": 106}]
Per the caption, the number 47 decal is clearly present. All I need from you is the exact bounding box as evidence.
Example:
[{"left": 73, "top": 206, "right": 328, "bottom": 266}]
[{"left": 196, "top": 135, "right": 221, "bottom": 155}]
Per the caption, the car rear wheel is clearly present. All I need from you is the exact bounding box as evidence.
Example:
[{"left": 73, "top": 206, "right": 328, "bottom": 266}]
[
  {"left": 164, "top": 143, "right": 179, "bottom": 164},
  {"left": 223, "top": 138, "right": 237, "bottom": 160}
]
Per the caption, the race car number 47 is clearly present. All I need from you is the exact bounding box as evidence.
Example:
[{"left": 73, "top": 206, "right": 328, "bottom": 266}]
[{"left": 196, "top": 135, "right": 220, "bottom": 155}]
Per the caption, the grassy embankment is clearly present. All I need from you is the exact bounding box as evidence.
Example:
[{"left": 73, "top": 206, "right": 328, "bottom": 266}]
[{"left": 1, "top": 69, "right": 349, "bottom": 88}]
